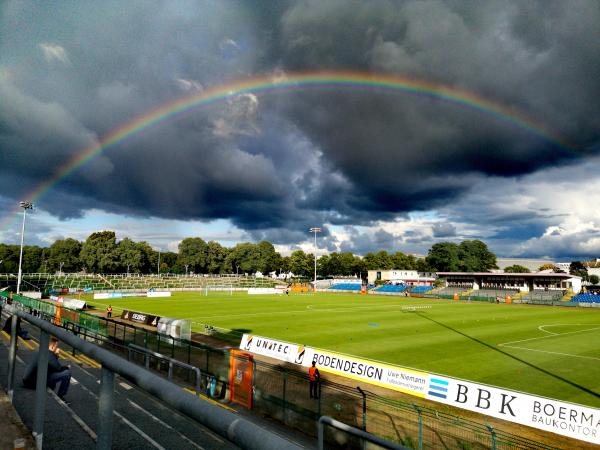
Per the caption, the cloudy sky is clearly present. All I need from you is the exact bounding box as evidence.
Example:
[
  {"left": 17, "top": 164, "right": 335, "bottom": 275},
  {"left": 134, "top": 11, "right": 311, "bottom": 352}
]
[{"left": 1, "top": 0, "right": 600, "bottom": 260}]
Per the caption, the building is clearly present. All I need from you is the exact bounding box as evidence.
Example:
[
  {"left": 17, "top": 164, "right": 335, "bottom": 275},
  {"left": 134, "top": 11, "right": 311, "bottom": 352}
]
[
  {"left": 437, "top": 272, "right": 581, "bottom": 293},
  {"left": 367, "top": 270, "right": 436, "bottom": 286}
]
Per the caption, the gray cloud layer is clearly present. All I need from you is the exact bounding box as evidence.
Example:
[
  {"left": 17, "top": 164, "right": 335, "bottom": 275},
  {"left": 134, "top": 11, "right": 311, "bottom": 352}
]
[{"left": 1, "top": 0, "right": 600, "bottom": 256}]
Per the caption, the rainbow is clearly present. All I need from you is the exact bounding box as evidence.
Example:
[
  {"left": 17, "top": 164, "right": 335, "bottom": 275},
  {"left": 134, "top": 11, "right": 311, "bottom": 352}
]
[{"left": 2, "top": 70, "right": 575, "bottom": 230}]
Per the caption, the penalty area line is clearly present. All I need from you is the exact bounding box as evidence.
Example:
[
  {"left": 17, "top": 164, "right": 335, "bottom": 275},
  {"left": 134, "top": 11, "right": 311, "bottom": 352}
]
[
  {"left": 500, "top": 344, "right": 600, "bottom": 362},
  {"left": 499, "top": 326, "right": 600, "bottom": 346}
]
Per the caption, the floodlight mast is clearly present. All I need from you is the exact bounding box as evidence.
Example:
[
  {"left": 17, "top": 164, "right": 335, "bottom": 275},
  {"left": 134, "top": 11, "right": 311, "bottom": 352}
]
[
  {"left": 309, "top": 227, "right": 321, "bottom": 292},
  {"left": 17, "top": 201, "right": 34, "bottom": 295}
]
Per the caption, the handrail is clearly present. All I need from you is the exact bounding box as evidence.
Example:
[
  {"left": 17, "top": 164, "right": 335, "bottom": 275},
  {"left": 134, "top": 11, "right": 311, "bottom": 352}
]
[
  {"left": 127, "top": 343, "right": 202, "bottom": 396},
  {"left": 3, "top": 304, "right": 302, "bottom": 450},
  {"left": 317, "top": 416, "right": 409, "bottom": 450}
]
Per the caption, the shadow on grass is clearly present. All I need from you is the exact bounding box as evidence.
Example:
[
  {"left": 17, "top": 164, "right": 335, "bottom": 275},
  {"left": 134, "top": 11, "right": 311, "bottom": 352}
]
[{"left": 415, "top": 312, "right": 599, "bottom": 400}]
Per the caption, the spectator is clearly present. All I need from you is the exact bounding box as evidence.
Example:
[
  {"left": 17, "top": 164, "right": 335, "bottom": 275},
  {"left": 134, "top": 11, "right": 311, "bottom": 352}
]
[
  {"left": 22, "top": 337, "right": 72, "bottom": 402},
  {"left": 309, "top": 361, "right": 320, "bottom": 399}
]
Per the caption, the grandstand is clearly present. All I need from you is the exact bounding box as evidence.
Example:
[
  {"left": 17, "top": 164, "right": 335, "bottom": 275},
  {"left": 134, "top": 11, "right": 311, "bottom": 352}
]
[
  {"left": 328, "top": 283, "right": 362, "bottom": 291},
  {"left": 518, "top": 289, "right": 565, "bottom": 303},
  {"left": 437, "top": 272, "right": 581, "bottom": 295},
  {"left": 571, "top": 293, "right": 600, "bottom": 303},
  {"left": 373, "top": 284, "right": 408, "bottom": 293},
  {"left": 326, "top": 278, "right": 362, "bottom": 291},
  {"left": 410, "top": 285, "right": 433, "bottom": 294},
  {"left": 0, "top": 273, "right": 283, "bottom": 294}
]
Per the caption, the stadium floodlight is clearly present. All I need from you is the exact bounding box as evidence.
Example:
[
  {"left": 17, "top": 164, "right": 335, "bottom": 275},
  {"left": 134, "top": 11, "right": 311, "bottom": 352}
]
[
  {"left": 157, "top": 249, "right": 161, "bottom": 276},
  {"left": 309, "top": 227, "right": 322, "bottom": 291},
  {"left": 17, "top": 201, "right": 34, "bottom": 295}
]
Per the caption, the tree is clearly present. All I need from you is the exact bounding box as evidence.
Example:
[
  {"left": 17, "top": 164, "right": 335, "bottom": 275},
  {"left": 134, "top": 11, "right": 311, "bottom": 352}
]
[
  {"left": 426, "top": 242, "right": 460, "bottom": 271},
  {"left": 48, "top": 238, "right": 82, "bottom": 272},
  {"left": 538, "top": 263, "right": 559, "bottom": 272},
  {"left": 458, "top": 240, "right": 497, "bottom": 272},
  {"left": 569, "top": 261, "right": 588, "bottom": 280},
  {"left": 256, "top": 240, "right": 280, "bottom": 274},
  {"left": 205, "top": 241, "right": 229, "bottom": 274},
  {"left": 391, "top": 251, "right": 417, "bottom": 270},
  {"left": 589, "top": 274, "right": 599, "bottom": 285},
  {"left": 504, "top": 264, "right": 530, "bottom": 273},
  {"left": 178, "top": 238, "right": 208, "bottom": 273},
  {"left": 22, "top": 246, "right": 43, "bottom": 273},
  {"left": 116, "top": 238, "right": 143, "bottom": 274},
  {"left": 225, "top": 243, "right": 260, "bottom": 274},
  {"left": 415, "top": 258, "right": 431, "bottom": 272},
  {"left": 289, "top": 250, "right": 312, "bottom": 277},
  {"left": 0, "top": 244, "right": 20, "bottom": 273},
  {"left": 80, "top": 231, "right": 118, "bottom": 273},
  {"left": 280, "top": 256, "right": 291, "bottom": 274},
  {"left": 159, "top": 251, "right": 178, "bottom": 273},
  {"left": 363, "top": 251, "right": 393, "bottom": 270},
  {"left": 136, "top": 241, "right": 156, "bottom": 273}
]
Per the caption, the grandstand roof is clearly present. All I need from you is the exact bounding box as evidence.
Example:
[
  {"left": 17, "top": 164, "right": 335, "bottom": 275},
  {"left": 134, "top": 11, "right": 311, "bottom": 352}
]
[{"left": 437, "top": 272, "right": 579, "bottom": 279}]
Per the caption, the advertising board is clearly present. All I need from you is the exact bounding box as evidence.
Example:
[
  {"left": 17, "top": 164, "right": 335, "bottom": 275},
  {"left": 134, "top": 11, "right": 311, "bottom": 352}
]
[
  {"left": 121, "top": 310, "right": 160, "bottom": 326},
  {"left": 239, "top": 333, "right": 599, "bottom": 444},
  {"left": 247, "top": 288, "right": 286, "bottom": 295}
]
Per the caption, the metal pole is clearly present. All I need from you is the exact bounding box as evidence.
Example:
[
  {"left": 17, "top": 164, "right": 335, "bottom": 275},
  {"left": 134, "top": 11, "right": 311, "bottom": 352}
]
[
  {"left": 413, "top": 403, "right": 423, "bottom": 450},
  {"left": 194, "top": 367, "right": 201, "bottom": 396},
  {"left": 317, "top": 419, "right": 324, "bottom": 450},
  {"left": 7, "top": 315, "right": 19, "bottom": 402},
  {"left": 309, "top": 227, "right": 321, "bottom": 292},
  {"left": 282, "top": 370, "right": 287, "bottom": 424},
  {"left": 357, "top": 387, "right": 367, "bottom": 450},
  {"left": 33, "top": 331, "right": 50, "bottom": 450},
  {"left": 487, "top": 425, "right": 497, "bottom": 450},
  {"left": 314, "top": 230, "right": 317, "bottom": 290},
  {"left": 17, "top": 207, "right": 28, "bottom": 295},
  {"left": 97, "top": 367, "right": 115, "bottom": 450}
]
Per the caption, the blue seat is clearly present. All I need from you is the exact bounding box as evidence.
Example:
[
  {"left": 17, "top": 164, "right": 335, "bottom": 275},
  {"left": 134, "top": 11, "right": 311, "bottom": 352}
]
[
  {"left": 329, "top": 283, "right": 362, "bottom": 291},
  {"left": 571, "top": 293, "right": 600, "bottom": 303},
  {"left": 411, "top": 286, "right": 433, "bottom": 294},
  {"left": 374, "top": 284, "right": 408, "bottom": 293}
]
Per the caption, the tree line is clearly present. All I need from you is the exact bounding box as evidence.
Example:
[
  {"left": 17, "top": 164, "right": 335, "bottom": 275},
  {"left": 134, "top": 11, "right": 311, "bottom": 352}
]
[{"left": 6, "top": 231, "right": 592, "bottom": 279}]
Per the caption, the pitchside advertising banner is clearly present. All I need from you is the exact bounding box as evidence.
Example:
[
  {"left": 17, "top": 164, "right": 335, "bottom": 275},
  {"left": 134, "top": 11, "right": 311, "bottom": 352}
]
[{"left": 239, "top": 334, "right": 599, "bottom": 445}]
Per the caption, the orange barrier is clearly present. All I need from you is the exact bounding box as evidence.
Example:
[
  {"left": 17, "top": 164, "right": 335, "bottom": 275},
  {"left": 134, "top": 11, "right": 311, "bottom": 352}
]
[{"left": 229, "top": 349, "right": 254, "bottom": 409}]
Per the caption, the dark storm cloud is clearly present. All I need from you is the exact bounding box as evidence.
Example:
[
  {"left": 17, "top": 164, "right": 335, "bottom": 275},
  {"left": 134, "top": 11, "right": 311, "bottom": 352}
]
[
  {"left": 339, "top": 228, "right": 403, "bottom": 255},
  {"left": 1, "top": 0, "right": 600, "bottom": 248}
]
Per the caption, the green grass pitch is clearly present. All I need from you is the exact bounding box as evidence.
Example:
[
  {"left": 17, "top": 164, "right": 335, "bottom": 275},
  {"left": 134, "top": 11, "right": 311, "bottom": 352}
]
[{"left": 87, "top": 291, "right": 600, "bottom": 408}]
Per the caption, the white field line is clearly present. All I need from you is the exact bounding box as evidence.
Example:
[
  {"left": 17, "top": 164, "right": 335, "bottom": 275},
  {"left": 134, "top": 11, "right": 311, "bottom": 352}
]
[
  {"left": 499, "top": 326, "right": 600, "bottom": 346},
  {"left": 538, "top": 325, "right": 558, "bottom": 335},
  {"left": 192, "top": 303, "right": 438, "bottom": 321},
  {"left": 499, "top": 344, "right": 600, "bottom": 362}
]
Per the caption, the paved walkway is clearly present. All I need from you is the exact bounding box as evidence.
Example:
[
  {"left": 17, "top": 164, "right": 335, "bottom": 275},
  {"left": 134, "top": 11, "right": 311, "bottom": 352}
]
[
  {"left": 0, "top": 389, "right": 36, "bottom": 450},
  {"left": 0, "top": 326, "right": 315, "bottom": 450}
]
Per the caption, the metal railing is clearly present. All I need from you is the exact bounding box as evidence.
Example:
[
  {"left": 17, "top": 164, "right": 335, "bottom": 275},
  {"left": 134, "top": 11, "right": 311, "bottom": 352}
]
[
  {"left": 127, "top": 343, "right": 202, "bottom": 396},
  {"left": 3, "top": 291, "right": 558, "bottom": 449},
  {"left": 318, "top": 416, "right": 409, "bottom": 450},
  {"left": 2, "top": 304, "right": 302, "bottom": 450}
]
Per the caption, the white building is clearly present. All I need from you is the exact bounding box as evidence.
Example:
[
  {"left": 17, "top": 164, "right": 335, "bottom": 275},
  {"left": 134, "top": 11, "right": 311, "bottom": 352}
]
[{"left": 367, "top": 270, "right": 436, "bottom": 286}]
